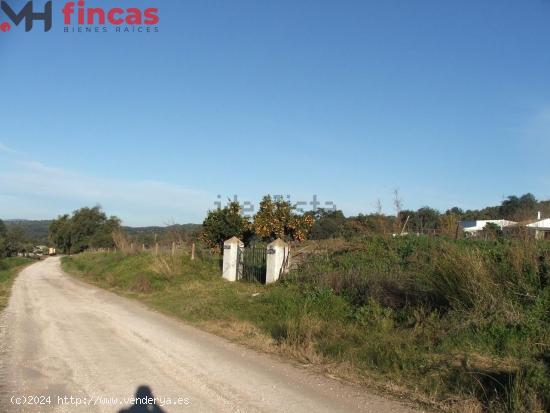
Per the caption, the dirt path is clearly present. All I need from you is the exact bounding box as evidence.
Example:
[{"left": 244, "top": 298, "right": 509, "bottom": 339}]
[{"left": 0, "top": 258, "right": 420, "bottom": 413}]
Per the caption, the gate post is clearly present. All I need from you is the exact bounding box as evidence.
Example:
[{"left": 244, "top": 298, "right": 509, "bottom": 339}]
[
  {"left": 222, "top": 237, "right": 243, "bottom": 282},
  {"left": 265, "top": 238, "right": 289, "bottom": 284}
]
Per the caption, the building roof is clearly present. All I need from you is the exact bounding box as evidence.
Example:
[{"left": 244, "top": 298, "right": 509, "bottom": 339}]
[
  {"left": 527, "top": 218, "right": 550, "bottom": 231},
  {"left": 460, "top": 219, "right": 517, "bottom": 232}
]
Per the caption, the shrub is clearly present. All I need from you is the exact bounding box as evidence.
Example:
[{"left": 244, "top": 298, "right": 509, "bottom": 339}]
[
  {"left": 201, "top": 201, "right": 252, "bottom": 250},
  {"left": 284, "top": 236, "right": 550, "bottom": 410}
]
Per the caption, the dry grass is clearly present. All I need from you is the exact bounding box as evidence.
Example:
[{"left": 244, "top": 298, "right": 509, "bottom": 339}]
[
  {"left": 0, "top": 257, "right": 33, "bottom": 311},
  {"left": 149, "top": 252, "right": 181, "bottom": 278},
  {"left": 200, "top": 319, "right": 278, "bottom": 353},
  {"left": 63, "top": 236, "right": 550, "bottom": 413}
]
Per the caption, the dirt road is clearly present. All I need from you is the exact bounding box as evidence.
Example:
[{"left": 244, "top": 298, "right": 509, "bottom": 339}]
[{"left": 0, "top": 258, "right": 419, "bottom": 413}]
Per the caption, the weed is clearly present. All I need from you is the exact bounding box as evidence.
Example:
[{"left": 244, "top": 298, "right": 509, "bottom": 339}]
[{"left": 62, "top": 236, "right": 550, "bottom": 412}]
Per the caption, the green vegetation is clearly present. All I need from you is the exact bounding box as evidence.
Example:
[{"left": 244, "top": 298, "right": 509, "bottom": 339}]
[
  {"left": 63, "top": 236, "right": 550, "bottom": 412},
  {"left": 10, "top": 192, "right": 547, "bottom": 252},
  {"left": 308, "top": 193, "right": 550, "bottom": 240},
  {"left": 201, "top": 196, "right": 315, "bottom": 249},
  {"left": 308, "top": 209, "right": 347, "bottom": 239},
  {"left": 0, "top": 219, "right": 200, "bottom": 247},
  {"left": 3, "top": 220, "right": 52, "bottom": 244},
  {"left": 0, "top": 218, "right": 34, "bottom": 257},
  {"left": 201, "top": 201, "right": 252, "bottom": 249},
  {"left": 123, "top": 223, "right": 201, "bottom": 247},
  {"left": 49, "top": 206, "right": 121, "bottom": 254},
  {"left": 0, "top": 257, "right": 32, "bottom": 311}
]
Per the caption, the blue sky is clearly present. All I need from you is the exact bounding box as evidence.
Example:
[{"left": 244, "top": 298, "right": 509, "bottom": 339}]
[{"left": 1, "top": 0, "right": 549, "bottom": 226}]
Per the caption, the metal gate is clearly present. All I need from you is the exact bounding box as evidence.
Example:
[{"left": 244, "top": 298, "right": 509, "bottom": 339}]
[{"left": 237, "top": 245, "right": 267, "bottom": 284}]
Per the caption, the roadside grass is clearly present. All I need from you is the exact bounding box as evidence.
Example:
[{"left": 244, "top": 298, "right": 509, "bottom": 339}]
[
  {"left": 62, "top": 237, "right": 550, "bottom": 413},
  {"left": 0, "top": 257, "right": 33, "bottom": 311}
]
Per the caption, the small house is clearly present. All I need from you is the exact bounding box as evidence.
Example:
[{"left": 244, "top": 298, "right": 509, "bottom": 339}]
[
  {"left": 459, "top": 219, "right": 517, "bottom": 235},
  {"left": 527, "top": 213, "right": 550, "bottom": 240}
]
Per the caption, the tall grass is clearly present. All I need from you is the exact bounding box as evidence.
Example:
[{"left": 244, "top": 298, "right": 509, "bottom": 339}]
[
  {"left": 63, "top": 237, "right": 550, "bottom": 412},
  {"left": 287, "top": 236, "right": 550, "bottom": 412},
  {"left": 0, "top": 257, "right": 32, "bottom": 311}
]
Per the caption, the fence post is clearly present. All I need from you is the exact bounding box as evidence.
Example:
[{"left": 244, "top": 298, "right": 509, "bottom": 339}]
[
  {"left": 265, "top": 238, "right": 289, "bottom": 284},
  {"left": 191, "top": 243, "right": 195, "bottom": 261},
  {"left": 222, "top": 237, "right": 243, "bottom": 282},
  {"left": 155, "top": 242, "right": 159, "bottom": 256},
  {"left": 171, "top": 242, "right": 176, "bottom": 256}
]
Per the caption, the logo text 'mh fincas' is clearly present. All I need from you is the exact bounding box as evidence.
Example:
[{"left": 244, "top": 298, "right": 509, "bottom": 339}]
[{"left": 0, "top": 1, "right": 159, "bottom": 33}]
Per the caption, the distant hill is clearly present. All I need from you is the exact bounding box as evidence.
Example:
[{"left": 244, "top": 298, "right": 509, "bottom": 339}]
[
  {"left": 123, "top": 224, "right": 201, "bottom": 234},
  {"left": 2, "top": 219, "right": 202, "bottom": 244},
  {"left": 4, "top": 220, "right": 52, "bottom": 244},
  {"left": 122, "top": 224, "right": 202, "bottom": 245}
]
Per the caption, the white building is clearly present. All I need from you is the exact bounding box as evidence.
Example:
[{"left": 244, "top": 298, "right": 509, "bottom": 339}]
[
  {"left": 460, "top": 219, "right": 517, "bottom": 235},
  {"left": 527, "top": 213, "right": 550, "bottom": 240}
]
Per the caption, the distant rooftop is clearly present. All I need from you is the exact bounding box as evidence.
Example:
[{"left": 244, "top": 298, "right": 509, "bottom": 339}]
[
  {"left": 527, "top": 218, "right": 550, "bottom": 231},
  {"left": 460, "top": 219, "right": 517, "bottom": 233}
]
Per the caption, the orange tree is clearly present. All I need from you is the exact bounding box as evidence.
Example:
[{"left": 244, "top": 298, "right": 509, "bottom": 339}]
[{"left": 252, "top": 196, "right": 314, "bottom": 242}]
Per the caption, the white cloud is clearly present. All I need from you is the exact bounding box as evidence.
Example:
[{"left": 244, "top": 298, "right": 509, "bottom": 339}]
[
  {"left": 0, "top": 142, "right": 17, "bottom": 154},
  {"left": 0, "top": 160, "right": 212, "bottom": 226}
]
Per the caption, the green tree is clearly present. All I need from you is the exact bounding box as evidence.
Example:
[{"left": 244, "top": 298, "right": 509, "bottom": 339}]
[
  {"left": 3, "top": 226, "right": 27, "bottom": 257},
  {"left": 0, "top": 218, "right": 7, "bottom": 239},
  {"left": 308, "top": 209, "right": 346, "bottom": 240},
  {"left": 500, "top": 193, "right": 537, "bottom": 220},
  {"left": 201, "top": 201, "right": 251, "bottom": 250},
  {"left": 89, "top": 216, "right": 121, "bottom": 248},
  {"left": 70, "top": 207, "right": 120, "bottom": 252},
  {"left": 445, "top": 207, "right": 464, "bottom": 216},
  {"left": 409, "top": 207, "right": 441, "bottom": 231},
  {"left": 49, "top": 215, "right": 73, "bottom": 254},
  {"left": 49, "top": 207, "right": 121, "bottom": 254},
  {"left": 0, "top": 218, "right": 6, "bottom": 257}
]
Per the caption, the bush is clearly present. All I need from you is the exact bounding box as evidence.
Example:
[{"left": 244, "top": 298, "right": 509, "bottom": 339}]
[
  {"left": 201, "top": 201, "right": 252, "bottom": 250},
  {"left": 286, "top": 236, "right": 550, "bottom": 411}
]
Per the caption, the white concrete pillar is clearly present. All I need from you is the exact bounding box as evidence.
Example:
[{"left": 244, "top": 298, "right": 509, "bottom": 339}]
[
  {"left": 265, "top": 238, "right": 289, "bottom": 284},
  {"left": 222, "top": 237, "right": 243, "bottom": 282}
]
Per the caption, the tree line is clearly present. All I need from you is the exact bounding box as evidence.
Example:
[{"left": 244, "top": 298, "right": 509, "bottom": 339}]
[
  {"left": 48, "top": 206, "right": 121, "bottom": 254},
  {"left": 3, "top": 192, "right": 546, "bottom": 256},
  {"left": 308, "top": 193, "right": 548, "bottom": 240},
  {"left": 202, "top": 192, "right": 549, "bottom": 245},
  {"left": 0, "top": 219, "right": 32, "bottom": 257}
]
